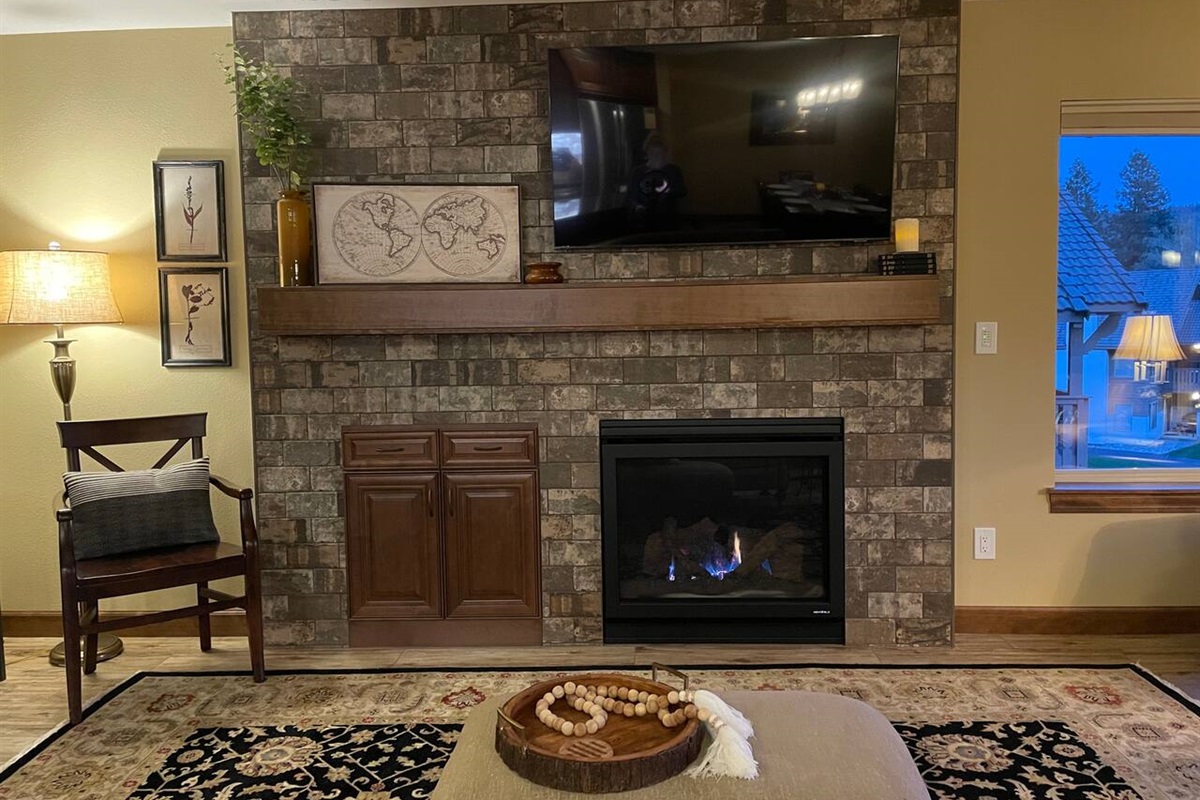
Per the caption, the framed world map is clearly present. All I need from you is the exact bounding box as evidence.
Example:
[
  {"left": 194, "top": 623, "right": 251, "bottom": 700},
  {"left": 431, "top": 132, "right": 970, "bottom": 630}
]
[{"left": 313, "top": 183, "right": 522, "bottom": 284}]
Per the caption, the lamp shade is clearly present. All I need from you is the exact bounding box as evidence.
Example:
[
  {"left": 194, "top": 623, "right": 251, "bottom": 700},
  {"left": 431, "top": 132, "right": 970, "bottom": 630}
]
[
  {"left": 0, "top": 248, "right": 122, "bottom": 325},
  {"left": 1114, "top": 314, "right": 1185, "bottom": 362}
]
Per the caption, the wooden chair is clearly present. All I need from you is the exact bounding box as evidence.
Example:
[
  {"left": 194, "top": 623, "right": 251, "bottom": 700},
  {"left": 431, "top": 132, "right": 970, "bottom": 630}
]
[{"left": 56, "top": 413, "right": 264, "bottom": 723}]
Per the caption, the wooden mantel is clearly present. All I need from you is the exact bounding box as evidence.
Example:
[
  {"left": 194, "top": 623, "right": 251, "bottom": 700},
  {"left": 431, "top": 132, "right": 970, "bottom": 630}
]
[{"left": 256, "top": 274, "right": 941, "bottom": 335}]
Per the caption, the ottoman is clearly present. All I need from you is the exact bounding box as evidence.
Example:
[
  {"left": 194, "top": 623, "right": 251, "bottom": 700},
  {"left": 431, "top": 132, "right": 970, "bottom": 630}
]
[{"left": 432, "top": 690, "right": 930, "bottom": 799}]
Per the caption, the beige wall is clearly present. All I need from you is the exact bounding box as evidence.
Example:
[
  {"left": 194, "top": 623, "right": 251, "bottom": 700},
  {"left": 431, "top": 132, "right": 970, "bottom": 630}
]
[
  {"left": 0, "top": 27, "right": 253, "bottom": 613},
  {"left": 956, "top": 0, "right": 1200, "bottom": 607}
]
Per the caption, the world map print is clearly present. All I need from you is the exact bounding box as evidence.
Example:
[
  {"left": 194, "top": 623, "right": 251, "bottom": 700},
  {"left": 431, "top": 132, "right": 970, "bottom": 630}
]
[
  {"left": 315, "top": 184, "right": 520, "bottom": 284},
  {"left": 331, "top": 191, "right": 421, "bottom": 276},
  {"left": 421, "top": 192, "right": 509, "bottom": 276}
]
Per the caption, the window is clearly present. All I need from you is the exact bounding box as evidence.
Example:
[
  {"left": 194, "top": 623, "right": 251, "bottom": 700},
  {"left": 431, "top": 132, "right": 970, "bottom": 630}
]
[{"left": 1056, "top": 102, "right": 1200, "bottom": 472}]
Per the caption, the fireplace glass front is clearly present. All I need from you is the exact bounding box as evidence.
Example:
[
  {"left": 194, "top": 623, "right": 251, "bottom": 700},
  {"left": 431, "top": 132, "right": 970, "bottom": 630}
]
[
  {"left": 601, "top": 418, "right": 845, "bottom": 643},
  {"left": 615, "top": 454, "right": 830, "bottom": 602}
]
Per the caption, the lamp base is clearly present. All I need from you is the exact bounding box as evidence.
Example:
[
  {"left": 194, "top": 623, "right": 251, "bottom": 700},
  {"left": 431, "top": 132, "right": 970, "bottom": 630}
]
[
  {"left": 45, "top": 323, "right": 77, "bottom": 420},
  {"left": 49, "top": 634, "right": 124, "bottom": 667}
]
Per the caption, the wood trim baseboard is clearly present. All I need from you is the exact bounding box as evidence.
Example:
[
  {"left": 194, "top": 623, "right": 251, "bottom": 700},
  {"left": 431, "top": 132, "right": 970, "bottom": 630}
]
[
  {"left": 955, "top": 606, "right": 1200, "bottom": 635},
  {"left": 2, "top": 610, "right": 247, "bottom": 638}
]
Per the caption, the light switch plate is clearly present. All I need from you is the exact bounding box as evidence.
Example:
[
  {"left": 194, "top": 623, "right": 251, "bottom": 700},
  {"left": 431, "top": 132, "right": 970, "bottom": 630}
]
[{"left": 976, "top": 322, "right": 998, "bottom": 354}]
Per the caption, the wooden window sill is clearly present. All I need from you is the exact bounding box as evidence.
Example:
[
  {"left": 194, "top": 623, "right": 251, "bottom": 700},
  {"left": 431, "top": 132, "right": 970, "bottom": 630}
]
[{"left": 1047, "top": 483, "right": 1200, "bottom": 514}]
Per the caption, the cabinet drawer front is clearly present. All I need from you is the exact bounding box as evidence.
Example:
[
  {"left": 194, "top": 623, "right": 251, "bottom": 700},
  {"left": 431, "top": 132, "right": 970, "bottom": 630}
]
[
  {"left": 344, "top": 430, "right": 438, "bottom": 469},
  {"left": 441, "top": 429, "right": 537, "bottom": 468}
]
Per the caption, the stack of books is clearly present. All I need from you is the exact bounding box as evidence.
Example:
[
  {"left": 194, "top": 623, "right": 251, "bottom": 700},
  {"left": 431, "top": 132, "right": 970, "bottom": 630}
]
[{"left": 878, "top": 252, "right": 937, "bottom": 276}]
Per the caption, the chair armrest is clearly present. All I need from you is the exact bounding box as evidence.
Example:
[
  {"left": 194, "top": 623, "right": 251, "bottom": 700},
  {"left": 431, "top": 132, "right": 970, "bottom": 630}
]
[
  {"left": 56, "top": 507, "right": 78, "bottom": 573},
  {"left": 210, "top": 474, "right": 254, "bottom": 501},
  {"left": 210, "top": 474, "right": 261, "bottom": 550}
]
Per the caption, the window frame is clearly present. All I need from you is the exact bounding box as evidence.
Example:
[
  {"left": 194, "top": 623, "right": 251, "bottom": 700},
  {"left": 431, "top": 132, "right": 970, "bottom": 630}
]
[{"left": 1055, "top": 99, "right": 1200, "bottom": 486}]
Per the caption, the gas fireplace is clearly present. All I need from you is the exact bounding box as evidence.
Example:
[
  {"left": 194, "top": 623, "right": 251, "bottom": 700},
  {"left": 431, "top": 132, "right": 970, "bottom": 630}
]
[{"left": 600, "top": 418, "right": 845, "bottom": 643}]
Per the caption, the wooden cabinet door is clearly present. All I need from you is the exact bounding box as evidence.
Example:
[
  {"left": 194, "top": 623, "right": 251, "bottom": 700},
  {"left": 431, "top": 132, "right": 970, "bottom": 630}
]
[
  {"left": 443, "top": 471, "right": 540, "bottom": 619},
  {"left": 346, "top": 473, "right": 442, "bottom": 620}
]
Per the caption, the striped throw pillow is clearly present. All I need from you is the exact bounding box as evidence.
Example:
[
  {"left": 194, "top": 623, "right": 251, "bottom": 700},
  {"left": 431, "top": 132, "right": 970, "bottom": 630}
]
[{"left": 63, "top": 457, "right": 220, "bottom": 560}]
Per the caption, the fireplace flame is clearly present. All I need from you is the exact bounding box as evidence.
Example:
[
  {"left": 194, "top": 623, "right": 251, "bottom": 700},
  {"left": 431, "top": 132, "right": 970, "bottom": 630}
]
[
  {"left": 700, "top": 531, "right": 744, "bottom": 581},
  {"left": 668, "top": 556, "right": 676, "bottom": 582}
]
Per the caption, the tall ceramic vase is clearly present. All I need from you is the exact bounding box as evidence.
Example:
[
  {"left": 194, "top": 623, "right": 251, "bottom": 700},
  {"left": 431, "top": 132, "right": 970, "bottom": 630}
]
[{"left": 277, "top": 189, "right": 313, "bottom": 286}]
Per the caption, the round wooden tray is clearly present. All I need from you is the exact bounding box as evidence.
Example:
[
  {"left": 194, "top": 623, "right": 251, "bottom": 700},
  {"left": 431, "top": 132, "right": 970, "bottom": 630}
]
[{"left": 495, "top": 665, "right": 704, "bottom": 794}]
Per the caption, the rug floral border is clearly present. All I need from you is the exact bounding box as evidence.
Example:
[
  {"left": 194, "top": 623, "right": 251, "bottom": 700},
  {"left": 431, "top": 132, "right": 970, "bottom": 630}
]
[{"left": 2, "top": 661, "right": 1196, "bottom": 788}]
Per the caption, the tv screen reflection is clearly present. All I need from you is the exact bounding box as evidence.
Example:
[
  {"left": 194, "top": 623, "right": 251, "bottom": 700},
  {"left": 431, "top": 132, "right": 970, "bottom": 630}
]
[{"left": 548, "top": 36, "right": 900, "bottom": 249}]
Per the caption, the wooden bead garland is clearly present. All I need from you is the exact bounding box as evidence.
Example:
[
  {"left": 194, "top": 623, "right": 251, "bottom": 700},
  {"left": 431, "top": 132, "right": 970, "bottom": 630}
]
[{"left": 536, "top": 681, "right": 706, "bottom": 737}]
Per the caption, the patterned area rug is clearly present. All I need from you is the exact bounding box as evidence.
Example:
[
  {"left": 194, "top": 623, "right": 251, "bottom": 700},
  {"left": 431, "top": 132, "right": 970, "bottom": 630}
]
[{"left": 0, "top": 664, "right": 1196, "bottom": 800}]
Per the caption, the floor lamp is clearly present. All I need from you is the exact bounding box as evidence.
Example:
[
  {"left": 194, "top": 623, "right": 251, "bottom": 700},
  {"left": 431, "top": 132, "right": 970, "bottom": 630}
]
[
  {"left": 0, "top": 243, "right": 126, "bottom": 666},
  {"left": 1115, "top": 313, "right": 1186, "bottom": 383}
]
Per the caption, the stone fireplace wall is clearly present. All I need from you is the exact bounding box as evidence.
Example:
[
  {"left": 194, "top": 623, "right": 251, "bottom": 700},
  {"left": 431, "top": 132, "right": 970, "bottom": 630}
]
[{"left": 232, "top": 0, "right": 959, "bottom": 647}]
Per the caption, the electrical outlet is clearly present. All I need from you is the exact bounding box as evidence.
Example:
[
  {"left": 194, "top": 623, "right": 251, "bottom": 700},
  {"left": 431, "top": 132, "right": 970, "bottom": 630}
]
[
  {"left": 976, "top": 322, "right": 998, "bottom": 354},
  {"left": 974, "top": 527, "right": 996, "bottom": 560}
]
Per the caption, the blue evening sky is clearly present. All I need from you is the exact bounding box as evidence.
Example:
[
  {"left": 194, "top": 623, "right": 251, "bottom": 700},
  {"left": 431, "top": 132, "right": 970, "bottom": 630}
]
[{"left": 1059, "top": 135, "right": 1200, "bottom": 209}]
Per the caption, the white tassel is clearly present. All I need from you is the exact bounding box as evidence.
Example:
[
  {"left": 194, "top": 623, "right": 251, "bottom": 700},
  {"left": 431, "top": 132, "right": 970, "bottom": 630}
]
[
  {"left": 685, "top": 722, "right": 759, "bottom": 780},
  {"left": 684, "top": 692, "right": 758, "bottom": 780},
  {"left": 693, "top": 690, "right": 754, "bottom": 740}
]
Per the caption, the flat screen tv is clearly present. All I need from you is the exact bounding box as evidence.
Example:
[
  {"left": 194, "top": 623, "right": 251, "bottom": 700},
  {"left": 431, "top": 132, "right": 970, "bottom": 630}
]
[{"left": 549, "top": 35, "right": 900, "bottom": 249}]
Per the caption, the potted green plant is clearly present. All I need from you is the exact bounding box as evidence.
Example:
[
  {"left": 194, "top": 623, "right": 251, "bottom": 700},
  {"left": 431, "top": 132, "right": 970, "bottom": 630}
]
[{"left": 222, "top": 48, "right": 313, "bottom": 286}]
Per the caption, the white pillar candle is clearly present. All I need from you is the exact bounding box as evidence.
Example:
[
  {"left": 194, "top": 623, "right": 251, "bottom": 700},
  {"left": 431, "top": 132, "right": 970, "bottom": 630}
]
[{"left": 895, "top": 218, "right": 920, "bottom": 252}]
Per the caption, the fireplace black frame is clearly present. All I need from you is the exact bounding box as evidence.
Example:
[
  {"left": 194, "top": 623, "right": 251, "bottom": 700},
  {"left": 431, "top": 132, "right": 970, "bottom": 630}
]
[{"left": 600, "top": 418, "right": 845, "bottom": 644}]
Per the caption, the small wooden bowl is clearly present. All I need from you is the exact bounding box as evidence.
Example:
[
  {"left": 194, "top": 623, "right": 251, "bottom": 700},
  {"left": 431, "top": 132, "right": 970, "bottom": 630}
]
[
  {"left": 495, "top": 668, "right": 703, "bottom": 793},
  {"left": 524, "top": 261, "right": 565, "bottom": 283}
]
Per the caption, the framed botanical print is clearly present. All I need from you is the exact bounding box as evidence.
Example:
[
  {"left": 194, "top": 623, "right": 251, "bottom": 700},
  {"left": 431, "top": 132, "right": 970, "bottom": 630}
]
[
  {"left": 312, "top": 182, "right": 522, "bottom": 284},
  {"left": 153, "top": 160, "right": 227, "bottom": 262},
  {"left": 158, "top": 267, "right": 232, "bottom": 367}
]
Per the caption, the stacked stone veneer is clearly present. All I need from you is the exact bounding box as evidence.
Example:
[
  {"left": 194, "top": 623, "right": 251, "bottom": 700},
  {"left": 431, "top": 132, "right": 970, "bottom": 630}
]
[{"left": 232, "top": 0, "right": 959, "bottom": 647}]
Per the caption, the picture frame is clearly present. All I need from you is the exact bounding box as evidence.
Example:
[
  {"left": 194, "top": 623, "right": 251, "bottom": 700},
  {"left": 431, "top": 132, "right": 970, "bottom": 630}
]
[
  {"left": 153, "top": 160, "right": 227, "bottom": 262},
  {"left": 158, "top": 267, "right": 232, "bottom": 367},
  {"left": 313, "top": 182, "right": 522, "bottom": 284}
]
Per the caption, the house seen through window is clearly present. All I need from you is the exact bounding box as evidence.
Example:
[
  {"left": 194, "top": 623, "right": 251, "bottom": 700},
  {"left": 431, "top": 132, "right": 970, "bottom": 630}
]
[{"left": 1056, "top": 134, "right": 1200, "bottom": 469}]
